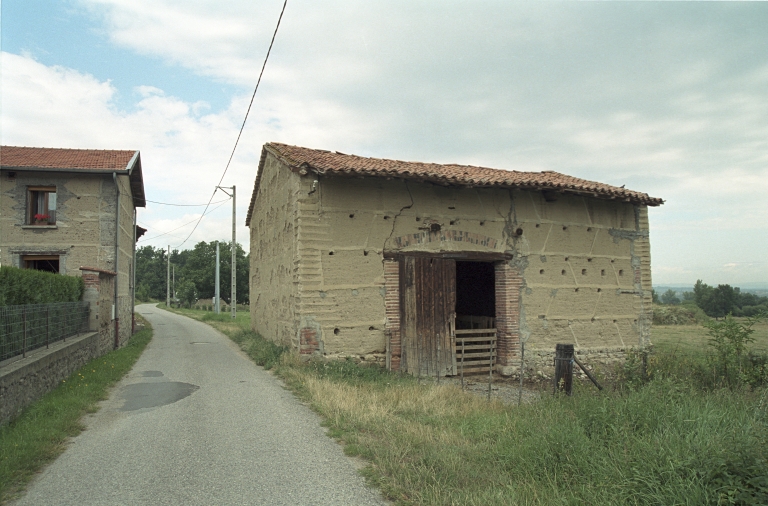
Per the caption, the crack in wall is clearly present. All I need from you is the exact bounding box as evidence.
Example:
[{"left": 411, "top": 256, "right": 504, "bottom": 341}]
[{"left": 383, "top": 180, "right": 414, "bottom": 252}]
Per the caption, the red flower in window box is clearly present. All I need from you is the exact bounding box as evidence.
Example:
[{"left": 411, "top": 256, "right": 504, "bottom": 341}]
[{"left": 34, "top": 213, "right": 50, "bottom": 224}]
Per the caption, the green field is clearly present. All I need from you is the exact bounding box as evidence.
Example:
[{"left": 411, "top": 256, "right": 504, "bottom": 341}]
[{"left": 652, "top": 319, "right": 768, "bottom": 356}]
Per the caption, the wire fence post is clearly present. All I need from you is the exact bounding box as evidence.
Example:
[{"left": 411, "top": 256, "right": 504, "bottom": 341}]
[
  {"left": 22, "top": 307, "right": 28, "bottom": 359},
  {"left": 46, "top": 306, "right": 50, "bottom": 349}
]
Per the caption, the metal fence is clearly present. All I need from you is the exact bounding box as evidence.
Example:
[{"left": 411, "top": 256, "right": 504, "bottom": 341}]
[{"left": 0, "top": 302, "right": 90, "bottom": 363}]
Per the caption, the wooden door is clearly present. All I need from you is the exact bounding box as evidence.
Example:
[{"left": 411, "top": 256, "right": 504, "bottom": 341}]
[{"left": 401, "top": 256, "right": 456, "bottom": 377}]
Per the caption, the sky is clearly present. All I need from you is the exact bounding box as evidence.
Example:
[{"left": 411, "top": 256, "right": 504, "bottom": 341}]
[{"left": 2, "top": 1, "right": 767, "bottom": 288}]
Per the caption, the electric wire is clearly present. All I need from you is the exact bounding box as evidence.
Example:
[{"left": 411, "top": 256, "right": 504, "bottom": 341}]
[
  {"left": 138, "top": 198, "right": 231, "bottom": 243},
  {"left": 145, "top": 198, "right": 230, "bottom": 207},
  {"left": 174, "top": 0, "right": 288, "bottom": 249}
]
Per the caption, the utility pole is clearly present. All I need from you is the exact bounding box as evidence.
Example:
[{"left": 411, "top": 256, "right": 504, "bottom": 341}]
[
  {"left": 172, "top": 265, "right": 175, "bottom": 299},
  {"left": 215, "top": 242, "right": 220, "bottom": 314},
  {"left": 232, "top": 185, "right": 236, "bottom": 320},
  {"left": 216, "top": 186, "right": 236, "bottom": 319},
  {"left": 166, "top": 245, "right": 170, "bottom": 308}
]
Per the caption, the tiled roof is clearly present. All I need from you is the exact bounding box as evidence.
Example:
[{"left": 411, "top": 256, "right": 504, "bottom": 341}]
[
  {"left": 1, "top": 145, "right": 146, "bottom": 208},
  {"left": 247, "top": 142, "right": 663, "bottom": 225},
  {"left": 0, "top": 146, "right": 136, "bottom": 170}
]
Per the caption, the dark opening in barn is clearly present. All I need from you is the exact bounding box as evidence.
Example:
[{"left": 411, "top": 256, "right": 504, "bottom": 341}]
[{"left": 455, "top": 261, "right": 495, "bottom": 329}]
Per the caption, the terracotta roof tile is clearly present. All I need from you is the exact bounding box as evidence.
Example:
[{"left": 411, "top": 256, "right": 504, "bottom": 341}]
[
  {"left": 1, "top": 145, "right": 146, "bottom": 208},
  {"left": 0, "top": 146, "right": 136, "bottom": 170},
  {"left": 246, "top": 142, "right": 663, "bottom": 225}
]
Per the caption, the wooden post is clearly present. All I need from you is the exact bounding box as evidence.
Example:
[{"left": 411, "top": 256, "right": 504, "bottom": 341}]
[
  {"left": 46, "top": 306, "right": 50, "bottom": 349},
  {"left": 460, "top": 339, "right": 465, "bottom": 391},
  {"left": 518, "top": 341, "right": 525, "bottom": 406},
  {"left": 554, "top": 343, "right": 574, "bottom": 396},
  {"left": 487, "top": 337, "right": 493, "bottom": 401}
]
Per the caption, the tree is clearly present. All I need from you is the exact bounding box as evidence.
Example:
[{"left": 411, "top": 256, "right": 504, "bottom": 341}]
[
  {"left": 661, "top": 289, "right": 680, "bottom": 305},
  {"left": 176, "top": 279, "right": 197, "bottom": 308},
  {"left": 682, "top": 291, "right": 695, "bottom": 302},
  {"left": 652, "top": 289, "right": 659, "bottom": 304}
]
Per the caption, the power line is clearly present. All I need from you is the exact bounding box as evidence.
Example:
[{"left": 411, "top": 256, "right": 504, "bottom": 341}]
[
  {"left": 138, "top": 199, "right": 231, "bottom": 243},
  {"left": 175, "top": 0, "right": 288, "bottom": 249},
  {"left": 145, "top": 198, "right": 230, "bottom": 207}
]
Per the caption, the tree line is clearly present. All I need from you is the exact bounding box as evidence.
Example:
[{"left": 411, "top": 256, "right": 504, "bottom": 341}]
[
  {"left": 135, "top": 241, "right": 249, "bottom": 306},
  {"left": 653, "top": 281, "right": 768, "bottom": 319}
]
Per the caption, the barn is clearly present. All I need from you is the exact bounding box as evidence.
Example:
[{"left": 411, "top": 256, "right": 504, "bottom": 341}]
[{"left": 246, "top": 143, "right": 663, "bottom": 376}]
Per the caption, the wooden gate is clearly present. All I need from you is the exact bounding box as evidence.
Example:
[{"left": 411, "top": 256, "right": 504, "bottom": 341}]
[{"left": 401, "top": 256, "right": 456, "bottom": 377}]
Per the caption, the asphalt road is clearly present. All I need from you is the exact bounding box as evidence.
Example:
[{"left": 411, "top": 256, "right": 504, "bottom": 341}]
[{"left": 14, "top": 304, "right": 387, "bottom": 506}]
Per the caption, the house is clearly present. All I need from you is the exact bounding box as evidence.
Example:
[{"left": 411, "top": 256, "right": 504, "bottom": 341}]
[
  {"left": 0, "top": 146, "right": 146, "bottom": 345},
  {"left": 246, "top": 143, "right": 663, "bottom": 376}
]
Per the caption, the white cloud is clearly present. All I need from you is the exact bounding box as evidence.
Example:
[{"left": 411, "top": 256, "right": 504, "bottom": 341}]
[{"left": 5, "top": 1, "right": 768, "bottom": 286}]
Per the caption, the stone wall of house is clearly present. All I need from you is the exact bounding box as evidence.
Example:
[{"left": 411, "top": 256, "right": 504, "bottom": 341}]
[{"left": 248, "top": 155, "right": 300, "bottom": 347}]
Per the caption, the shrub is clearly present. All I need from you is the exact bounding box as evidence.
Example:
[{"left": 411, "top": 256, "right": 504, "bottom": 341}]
[
  {"left": 653, "top": 304, "right": 708, "bottom": 325},
  {"left": 0, "top": 266, "right": 84, "bottom": 306}
]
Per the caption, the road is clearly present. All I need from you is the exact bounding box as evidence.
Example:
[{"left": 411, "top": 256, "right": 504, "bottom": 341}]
[{"left": 14, "top": 304, "right": 387, "bottom": 506}]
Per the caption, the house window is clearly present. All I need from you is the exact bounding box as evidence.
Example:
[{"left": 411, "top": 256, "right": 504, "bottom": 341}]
[
  {"left": 23, "top": 255, "right": 60, "bottom": 273},
  {"left": 28, "top": 186, "right": 57, "bottom": 225}
]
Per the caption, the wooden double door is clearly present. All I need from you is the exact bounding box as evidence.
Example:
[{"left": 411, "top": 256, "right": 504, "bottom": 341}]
[{"left": 400, "top": 256, "right": 457, "bottom": 377}]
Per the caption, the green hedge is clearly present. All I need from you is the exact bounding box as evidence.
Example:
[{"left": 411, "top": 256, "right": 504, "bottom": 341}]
[{"left": 0, "top": 266, "right": 84, "bottom": 306}]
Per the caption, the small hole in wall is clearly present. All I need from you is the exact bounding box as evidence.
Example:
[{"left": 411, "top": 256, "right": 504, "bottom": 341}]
[
  {"left": 383, "top": 216, "right": 390, "bottom": 220},
  {"left": 582, "top": 269, "right": 587, "bottom": 275},
  {"left": 561, "top": 269, "right": 566, "bottom": 275},
  {"left": 480, "top": 221, "right": 485, "bottom": 226},
  {"left": 448, "top": 206, "right": 455, "bottom": 210},
  {"left": 610, "top": 259, "right": 615, "bottom": 263},
  {"left": 368, "top": 326, "right": 375, "bottom": 331},
  {"left": 587, "top": 227, "right": 592, "bottom": 232},
  {"left": 575, "top": 288, "right": 580, "bottom": 292},
  {"left": 430, "top": 223, "right": 441, "bottom": 233},
  {"left": 563, "top": 226, "right": 568, "bottom": 231},
  {"left": 613, "top": 319, "right": 618, "bottom": 323},
  {"left": 564, "top": 257, "right": 569, "bottom": 261},
  {"left": 416, "top": 217, "right": 421, "bottom": 222},
  {"left": 349, "top": 213, "right": 355, "bottom": 218},
  {"left": 449, "top": 220, "right": 455, "bottom": 225},
  {"left": 591, "top": 317, "right": 596, "bottom": 322},
  {"left": 597, "top": 288, "right": 602, "bottom": 293},
  {"left": 334, "top": 328, "right": 340, "bottom": 335},
  {"left": 516, "top": 228, "right": 523, "bottom": 236},
  {"left": 329, "top": 251, "right": 334, "bottom": 256},
  {"left": 601, "top": 269, "right": 606, "bottom": 276},
  {"left": 363, "top": 250, "right": 369, "bottom": 256},
  {"left": 619, "top": 269, "right": 624, "bottom": 276},
  {"left": 587, "top": 258, "right": 592, "bottom": 262},
  {"left": 535, "top": 223, "right": 540, "bottom": 228},
  {"left": 540, "top": 269, "right": 545, "bottom": 274}
]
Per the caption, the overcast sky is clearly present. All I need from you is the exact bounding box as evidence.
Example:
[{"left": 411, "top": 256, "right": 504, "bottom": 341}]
[{"left": 2, "top": 1, "right": 767, "bottom": 287}]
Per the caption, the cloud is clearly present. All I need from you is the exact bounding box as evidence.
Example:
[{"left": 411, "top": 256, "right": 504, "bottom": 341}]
[
  {"left": 5, "top": 1, "right": 768, "bottom": 286},
  {"left": 1, "top": 51, "right": 255, "bottom": 248}
]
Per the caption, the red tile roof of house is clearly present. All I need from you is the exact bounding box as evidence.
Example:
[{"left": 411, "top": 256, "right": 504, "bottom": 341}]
[
  {"left": 247, "top": 142, "right": 663, "bottom": 225},
  {"left": 0, "top": 146, "right": 136, "bottom": 170},
  {"left": 1, "top": 145, "right": 146, "bottom": 207}
]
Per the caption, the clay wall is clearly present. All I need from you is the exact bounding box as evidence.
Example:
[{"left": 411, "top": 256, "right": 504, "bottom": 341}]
[
  {"left": 248, "top": 155, "right": 300, "bottom": 347},
  {"left": 294, "top": 173, "right": 652, "bottom": 371}
]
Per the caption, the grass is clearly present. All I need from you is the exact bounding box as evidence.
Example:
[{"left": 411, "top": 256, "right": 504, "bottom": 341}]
[
  {"left": 0, "top": 320, "right": 152, "bottom": 504},
  {"left": 164, "top": 306, "right": 768, "bottom": 505},
  {"left": 652, "top": 319, "right": 768, "bottom": 357}
]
